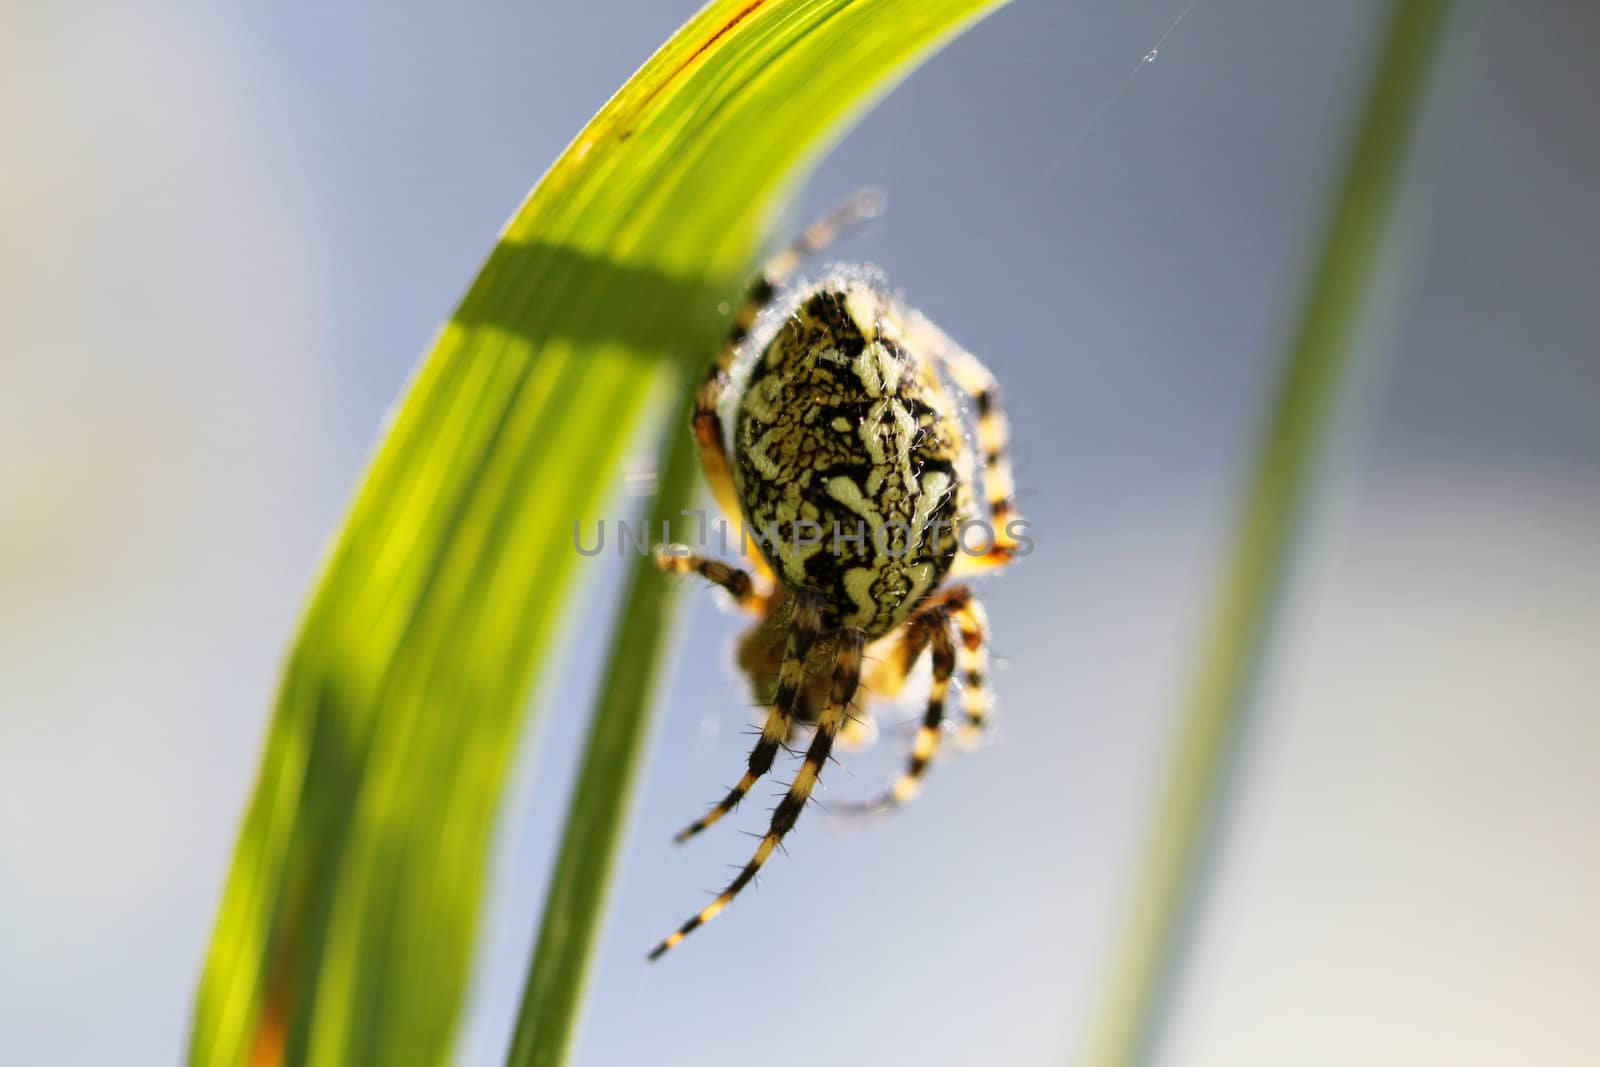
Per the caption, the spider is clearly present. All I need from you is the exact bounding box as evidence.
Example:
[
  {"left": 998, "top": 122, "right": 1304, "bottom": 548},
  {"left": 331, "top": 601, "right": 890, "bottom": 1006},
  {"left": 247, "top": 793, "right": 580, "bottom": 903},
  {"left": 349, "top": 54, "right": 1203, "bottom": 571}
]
[{"left": 648, "top": 192, "right": 1023, "bottom": 960}]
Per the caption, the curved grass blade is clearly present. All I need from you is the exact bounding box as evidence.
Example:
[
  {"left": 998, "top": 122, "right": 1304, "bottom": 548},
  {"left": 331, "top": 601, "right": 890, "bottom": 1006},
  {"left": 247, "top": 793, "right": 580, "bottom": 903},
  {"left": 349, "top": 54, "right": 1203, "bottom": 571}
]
[
  {"left": 502, "top": 397, "right": 699, "bottom": 1067},
  {"left": 189, "top": 2, "right": 1006, "bottom": 1066},
  {"left": 503, "top": 3, "right": 1010, "bottom": 1064},
  {"left": 1081, "top": 1, "right": 1459, "bottom": 1063}
]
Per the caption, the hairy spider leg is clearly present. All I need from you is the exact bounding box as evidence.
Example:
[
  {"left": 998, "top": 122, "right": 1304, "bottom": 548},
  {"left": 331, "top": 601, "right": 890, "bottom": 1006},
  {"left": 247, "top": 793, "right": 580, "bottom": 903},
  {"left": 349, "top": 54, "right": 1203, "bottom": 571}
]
[
  {"left": 671, "top": 593, "right": 824, "bottom": 843},
  {"left": 943, "top": 586, "right": 994, "bottom": 748},
  {"left": 650, "top": 628, "right": 866, "bottom": 959},
  {"left": 838, "top": 620, "right": 933, "bottom": 751},
  {"left": 839, "top": 583, "right": 993, "bottom": 814},
  {"left": 655, "top": 546, "right": 767, "bottom": 615},
  {"left": 838, "top": 603, "right": 956, "bottom": 814}
]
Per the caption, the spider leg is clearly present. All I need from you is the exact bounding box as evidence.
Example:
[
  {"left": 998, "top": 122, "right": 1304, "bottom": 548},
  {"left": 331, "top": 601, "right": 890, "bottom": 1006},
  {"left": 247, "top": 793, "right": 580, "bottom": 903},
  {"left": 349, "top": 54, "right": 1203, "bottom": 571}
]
[
  {"left": 941, "top": 586, "right": 993, "bottom": 748},
  {"left": 715, "top": 189, "right": 886, "bottom": 376},
  {"left": 671, "top": 592, "right": 823, "bottom": 843},
  {"left": 655, "top": 545, "right": 769, "bottom": 615},
  {"left": 694, "top": 190, "right": 884, "bottom": 555},
  {"left": 900, "top": 311, "right": 1024, "bottom": 576},
  {"left": 840, "top": 616, "right": 935, "bottom": 751},
  {"left": 860, "top": 613, "right": 935, "bottom": 701},
  {"left": 836, "top": 694, "right": 877, "bottom": 752},
  {"left": 649, "top": 627, "right": 867, "bottom": 959},
  {"left": 838, "top": 604, "right": 956, "bottom": 815},
  {"left": 690, "top": 374, "right": 749, "bottom": 558},
  {"left": 839, "top": 583, "right": 993, "bottom": 814}
]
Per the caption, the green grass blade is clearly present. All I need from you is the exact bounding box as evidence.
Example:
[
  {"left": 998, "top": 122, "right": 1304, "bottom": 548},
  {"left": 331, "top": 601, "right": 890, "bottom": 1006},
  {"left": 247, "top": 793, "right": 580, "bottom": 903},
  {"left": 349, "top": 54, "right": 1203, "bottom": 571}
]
[
  {"left": 503, "top": 396, "right": 699, "bottom": 1067},
  {"left": 189, "top": 2, "right": 1006, "bottom": 1066},
  {"left": 1082, "top": 1, "right": 1457, "bottom": 1063}
]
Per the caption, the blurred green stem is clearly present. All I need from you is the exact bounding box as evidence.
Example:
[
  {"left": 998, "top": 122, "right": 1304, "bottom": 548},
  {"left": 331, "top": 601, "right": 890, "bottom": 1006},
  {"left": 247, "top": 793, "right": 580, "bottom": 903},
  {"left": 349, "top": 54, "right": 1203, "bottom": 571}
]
[
  {"left": 505, "top": 379, "right": 699, "bottom": 1067},
  {"left": 1084, "top": 0, "right": 1456, "bottom": 1063}
]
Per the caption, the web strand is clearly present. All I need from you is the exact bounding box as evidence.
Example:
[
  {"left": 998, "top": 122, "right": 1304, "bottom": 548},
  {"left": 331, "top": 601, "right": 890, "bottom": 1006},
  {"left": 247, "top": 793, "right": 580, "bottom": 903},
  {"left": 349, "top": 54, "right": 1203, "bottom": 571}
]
[{"left": 1039, "top": 0, "right": 1207, "bottom": 188}]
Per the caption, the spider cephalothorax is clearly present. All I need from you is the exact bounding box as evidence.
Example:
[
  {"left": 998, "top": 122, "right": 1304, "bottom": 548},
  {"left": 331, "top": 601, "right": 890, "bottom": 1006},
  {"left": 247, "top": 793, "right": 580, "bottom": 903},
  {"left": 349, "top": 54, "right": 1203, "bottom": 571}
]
[{"left": 649, "top": 193, "right": 1022, "bottom": 960}]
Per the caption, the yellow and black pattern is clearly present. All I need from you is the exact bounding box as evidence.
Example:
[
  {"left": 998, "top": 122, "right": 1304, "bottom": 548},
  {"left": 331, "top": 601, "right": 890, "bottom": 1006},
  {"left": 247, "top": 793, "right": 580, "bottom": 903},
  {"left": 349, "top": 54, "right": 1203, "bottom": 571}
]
[
  {"left": 840, "top": 603, "right": 956, "bottom": 814},
  {"left": 655, "top": 545, "right": 767, "bottom": 614},
  {"left": 732, "top": 281, "right": 972, "bottom": 639},
  {"left": 944, "top": 586, "right": 993, "bottom": 747},
  {"left": 650, "top": 628, "right": 866, "bottom": 960},
  {"left": 903, "top": 312, "right": 1022, "bottom": 577},
  {"left": 859, "top": 602, "right": 937, "bottom": 703},
  {"left": 672, "top": 592, "right": 824, "bottom": 844},
  {"left": 650, "top": 193, "right": 1023, "bottom": 959},
  {"left": 691, "top": 191, "right": 884, "bottom": 540},
  {"left": 835, "top": 582, "right": 993, "bottom": 814}
]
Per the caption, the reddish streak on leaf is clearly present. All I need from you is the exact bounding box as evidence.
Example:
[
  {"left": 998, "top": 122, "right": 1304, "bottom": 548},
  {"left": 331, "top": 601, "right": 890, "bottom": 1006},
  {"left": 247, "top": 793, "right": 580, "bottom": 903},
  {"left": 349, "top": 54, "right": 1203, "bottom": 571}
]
[
  {"left": 618, "top": 0, "right": 771, "bottom": 138},
  {"left": 244, "top": 882, "right": 306, "bottom": 1067}
]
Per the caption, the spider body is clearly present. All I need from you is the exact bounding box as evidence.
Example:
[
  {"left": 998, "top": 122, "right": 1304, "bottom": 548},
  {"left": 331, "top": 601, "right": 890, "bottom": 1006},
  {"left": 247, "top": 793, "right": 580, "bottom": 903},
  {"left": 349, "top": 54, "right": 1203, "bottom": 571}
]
[
  {"left": 730, "top": 281, "right": 972, "bottom": 639},
  {"left": 649, "top": 194, "right": 1023, "bottom": 960}
]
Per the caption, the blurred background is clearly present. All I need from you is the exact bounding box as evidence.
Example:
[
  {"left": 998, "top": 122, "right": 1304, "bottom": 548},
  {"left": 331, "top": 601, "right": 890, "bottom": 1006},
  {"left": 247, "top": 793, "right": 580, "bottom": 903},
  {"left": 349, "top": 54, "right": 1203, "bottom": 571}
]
[{"left": 2, "top": 1, "right": 1596, "bottom": 1064}]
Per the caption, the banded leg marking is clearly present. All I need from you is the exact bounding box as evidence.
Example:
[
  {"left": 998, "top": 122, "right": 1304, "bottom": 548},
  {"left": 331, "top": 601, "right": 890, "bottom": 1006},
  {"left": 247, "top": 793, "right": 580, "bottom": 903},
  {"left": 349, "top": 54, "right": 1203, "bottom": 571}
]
[
  {"left": 841, "top": 607, "right": 956, "bottom": 814},
  {"left": 714, "top": 188, "right": 886, "bottom": 374},
  {"left": 840, "top": 624, "right": 926, "bottom": 751},
  {"left": 655, "top": 546, "right": 766, "bottom": 614},
  {"left": 650, "top": 627, "right": 867, "bottom": 960},
  {"left": 671, "top": 593, "right": 823, "bottom": 844},
  {"left": 941, "top": 587, "right": 993, "bottom": 749}
]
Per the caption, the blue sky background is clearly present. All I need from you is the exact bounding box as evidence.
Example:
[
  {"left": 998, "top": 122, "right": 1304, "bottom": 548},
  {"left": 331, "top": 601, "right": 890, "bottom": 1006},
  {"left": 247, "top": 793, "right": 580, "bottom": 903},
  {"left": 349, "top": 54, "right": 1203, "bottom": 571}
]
[{"left": 2, "top": 2, "right": 1596, "bottom": 1064}]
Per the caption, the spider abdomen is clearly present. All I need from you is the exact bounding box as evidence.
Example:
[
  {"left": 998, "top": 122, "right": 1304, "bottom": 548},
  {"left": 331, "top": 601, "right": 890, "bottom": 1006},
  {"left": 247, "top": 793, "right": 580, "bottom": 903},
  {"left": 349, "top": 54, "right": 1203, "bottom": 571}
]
[{"left": 731, "top": 280, "right": 974, "bottom": 638}]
